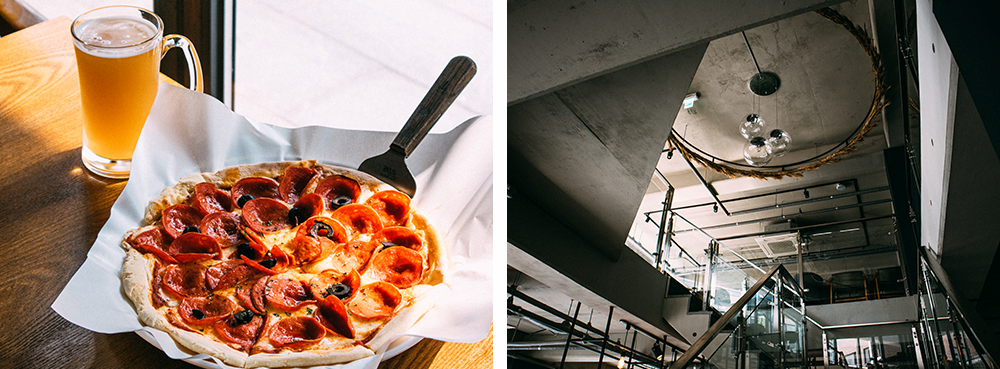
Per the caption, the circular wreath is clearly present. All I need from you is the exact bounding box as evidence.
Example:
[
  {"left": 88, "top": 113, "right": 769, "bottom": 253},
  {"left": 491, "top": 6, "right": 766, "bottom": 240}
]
[{"left": 667, "top": 7, "right": 888, "bottom": 180}]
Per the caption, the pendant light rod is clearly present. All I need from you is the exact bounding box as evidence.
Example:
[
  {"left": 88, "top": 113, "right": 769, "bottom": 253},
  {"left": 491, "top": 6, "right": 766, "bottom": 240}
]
[{"left": 742, "top": 31, "right": 762, "bottom": 75}]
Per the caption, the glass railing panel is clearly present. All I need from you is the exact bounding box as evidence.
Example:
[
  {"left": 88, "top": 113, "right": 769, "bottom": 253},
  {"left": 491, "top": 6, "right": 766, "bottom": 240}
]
[
  {"left": 710, "top": 254, "right": 752, "bottom": 312},
  {"left": 781, "top": 300, "right": 805, "bottom": 366},
  {"left": 743, "top": 280, "right": 783, "bottom": 361},
  {"left": 705, "top": 328, "right": 740, "bottom": 369},
  {"left": 951, "top": 312, "right": 986, "bottom": 369}
]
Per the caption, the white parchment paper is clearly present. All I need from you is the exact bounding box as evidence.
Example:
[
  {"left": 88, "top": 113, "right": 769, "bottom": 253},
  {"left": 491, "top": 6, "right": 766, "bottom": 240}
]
[{"left": 52, "top": 83, "right": 493, "bottom": 369}]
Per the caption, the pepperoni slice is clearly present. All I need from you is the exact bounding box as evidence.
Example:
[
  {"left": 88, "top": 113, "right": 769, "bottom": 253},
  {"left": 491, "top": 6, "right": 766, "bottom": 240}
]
[
  {"left": 241, "top": 246, "right": 293, "bottom": 275},
  {"left": 291, "top": 193, "right": 326, "bottom": 221},
  {"left": 162, "top": 204, "right": 204, "bottom": 239},
  {"left": 200, "top": 212, "right": 243, "bottom": 249},
  {"left": 315, "top": 295, "right": 355, "bottom": 339},
  {"left": 308, "top": 269, "right": 361, "bottom": 301},
  {"left": 265, "top": 276, "right": 315, "bottom": 311},
  {"left": 329, "top": 240, "right": 379, "bottom": 274},
  {"left": 168, "top": 233, "right": 222, "bottom": 262},
  {"left": 330, "top": 204, "right": 383, "bottom": 237},
  {"left": 369, "top": 247, "right": 425, "bottom": 289},
  {"left": 231, "top": 177, "right": 281, "bottom": 207},
  {"left": 286, "top": 235, "right": 332, "bottom": 265},
  {"left": 278, "top": 166, "right": 318, "bottom": 204},
  {"left": 214, "top": 310, "right": 266, "bottom": 350},
  {"left": 366, "top": 190, "right": 411, "bottom": 226},
  {"left": 296, "top": 217, "right": 348, "bottom": 244},
  {"left": 192, "top": 182, "right": 233, "bottom": 215},
  {"left": 150, "top": 261, "right": 170, "bottom": 308},
  {"left": 179, "top": 296, "right": 236, "bottom": 326},
  {"left": 375, "top": 226, "right": 423, "bottom": 251},
  {"left": 348, "top": 282, "right": 402, "bottom": 319},
  {"left": 314, "top": 175, "right": 361, "bottom": 210},
  {"left": 167, "top": 309, "right": 197, "bottom": 332},
  {"left": 206, "top": 259, "right": 258, "bottom": 291},
  {"left": 269, "top": 316, "right": 326, "bottom": 348},
  {"left": 127, "top": 228, "right": 178, "bottom": 263},
  {"left": 241, "top": 198, "right": 293, "bottom": 233},
  {"left": 244, "top": 276, "right": 268, "bottom": 314},
  {"left": 161, "top": 263, "right": 210, "bottom": 298}
]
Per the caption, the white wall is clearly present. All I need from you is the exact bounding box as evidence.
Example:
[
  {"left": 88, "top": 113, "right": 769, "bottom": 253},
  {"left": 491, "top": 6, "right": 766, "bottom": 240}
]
[{"left": 916, "top": 0, "right": 959, "bottom": 256}]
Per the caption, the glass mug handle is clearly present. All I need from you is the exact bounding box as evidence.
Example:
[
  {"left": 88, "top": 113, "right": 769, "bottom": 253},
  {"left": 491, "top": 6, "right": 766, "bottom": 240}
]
[{"left": 162, "top": 34, "right": 203, "bottom": 93}]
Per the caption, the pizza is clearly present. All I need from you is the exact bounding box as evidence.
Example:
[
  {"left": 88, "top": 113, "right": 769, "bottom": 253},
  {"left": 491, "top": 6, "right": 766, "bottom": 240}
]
[{"left": 119, "top": 160, "right": 446, "bottom": 368}]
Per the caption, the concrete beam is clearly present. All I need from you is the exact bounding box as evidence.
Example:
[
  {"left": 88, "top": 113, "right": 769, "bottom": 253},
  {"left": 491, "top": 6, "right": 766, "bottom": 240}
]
[
  {"left": 509, "top": 44, "right": 707, "bottom": 260},
  {"left": 508, "top": 0, "right": 848, "bottom": 104},
  {"left": 916, "top": 0, "right": 956, "bottom": 258},
  {"left": 806, "top": 296, "right": 918, "bottom": 327}
]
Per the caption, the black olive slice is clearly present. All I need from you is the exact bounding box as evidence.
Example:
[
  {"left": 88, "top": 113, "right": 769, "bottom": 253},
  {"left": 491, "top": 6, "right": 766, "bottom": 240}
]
[
  {"left": 235, "top": 243, "right": 256, "bottom": 259},
  {"left": 325, "top": 283, "right": 352, "bottom": 299},
  {"left": 288, "top": 207, "right": 308, "bottom": 226},
  {"left": 330, "top": 195, "right": 352, "bottom": 209},
  {"left": 237, "top": 194, "right": 256, "bottom": 208},
  {"left": 259, "top": 259, "right": 277, "bottom": 269},
  {"left": 191, "top": 309, "right": 205, "bottom": 320},
  {"left": 183, "top": 226, "right": 200, "bottom": 234},
  {"left": 232, "top": 309, "right": 254, "bottom": 326},
  {"left": 309, "top": 221, "right": 334, "bottom": 239},
  {"left": 380, "top": 242, "right": 398, "bottom": 250}
]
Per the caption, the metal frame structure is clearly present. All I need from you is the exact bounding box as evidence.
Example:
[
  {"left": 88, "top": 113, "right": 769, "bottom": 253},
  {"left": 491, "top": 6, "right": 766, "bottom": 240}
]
[{"left": 507, "top": 286, "right": 691, "bottom": 369}]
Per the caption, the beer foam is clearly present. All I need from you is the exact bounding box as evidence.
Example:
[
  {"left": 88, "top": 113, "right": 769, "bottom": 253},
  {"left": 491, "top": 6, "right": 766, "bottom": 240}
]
[{"left": 74, "top": 17, "right": 158, "bottom": 57}]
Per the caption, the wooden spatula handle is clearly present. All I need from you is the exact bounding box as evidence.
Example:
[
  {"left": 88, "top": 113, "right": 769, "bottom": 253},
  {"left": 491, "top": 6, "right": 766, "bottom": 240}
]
[{"left": 390, "top": 56, "right": 476, "bottom": 157}]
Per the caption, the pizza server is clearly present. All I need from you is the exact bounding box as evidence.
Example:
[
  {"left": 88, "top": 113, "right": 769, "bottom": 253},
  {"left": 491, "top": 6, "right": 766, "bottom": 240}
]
[{"left": 358, "top": 56, "right": 477, "bottom": 198}]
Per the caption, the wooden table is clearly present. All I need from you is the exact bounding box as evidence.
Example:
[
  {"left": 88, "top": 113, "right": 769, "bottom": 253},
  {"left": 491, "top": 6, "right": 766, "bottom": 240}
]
[{"left": 0, "top": 17, "right": 492, "bottom": 369}]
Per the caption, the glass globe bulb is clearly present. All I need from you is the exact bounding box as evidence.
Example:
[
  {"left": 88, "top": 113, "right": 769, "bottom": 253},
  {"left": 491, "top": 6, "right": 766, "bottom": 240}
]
[
  {"left": 766, "top": 129, "right": 791, "bottom": 157},
  {"left": 744, "top": 137, "right": 772, "bottom": 167},
  {"left": 740, "top": 114, "right": 766, "bottom": 139}
]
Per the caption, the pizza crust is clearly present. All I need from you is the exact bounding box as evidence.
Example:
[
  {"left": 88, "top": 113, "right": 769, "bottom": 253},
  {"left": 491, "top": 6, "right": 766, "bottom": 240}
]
[
  {"left": 123, "top": 248, "right": 251, "bottom": 367},
  {"left": 121, "top": 160, "right": 447, "bottom": 368},
  {"left": 365, "top": 284, "right": 447, "bottom": 353}
]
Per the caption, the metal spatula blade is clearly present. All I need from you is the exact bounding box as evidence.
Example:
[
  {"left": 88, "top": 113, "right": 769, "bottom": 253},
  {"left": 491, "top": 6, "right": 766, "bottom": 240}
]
[{"left": 359, "top": 56, "right": 476, "bottom": 197}]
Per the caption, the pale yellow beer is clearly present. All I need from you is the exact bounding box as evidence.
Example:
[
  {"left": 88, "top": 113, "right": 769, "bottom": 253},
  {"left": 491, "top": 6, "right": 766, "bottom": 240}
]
[
  {"left": 74, "top": 16, "right": 160, "bottom": 161},
  {"left": 72, "top": 6, "right": 201, "bottom": 179}
]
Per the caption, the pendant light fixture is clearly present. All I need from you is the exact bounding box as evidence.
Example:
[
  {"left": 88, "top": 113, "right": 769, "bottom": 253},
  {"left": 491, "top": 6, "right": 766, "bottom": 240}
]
[
  {"left": 767, "top": 128, "right": 791, "bottom": 157},
  {"left": 740, "top": 114, "right": 766, "bottom": 139},
  {"left": 739, "top": 31, "right": 791, "bottom": 165},
  {"left": 744, "top": 137, "right": 771, "bottom": 166}
]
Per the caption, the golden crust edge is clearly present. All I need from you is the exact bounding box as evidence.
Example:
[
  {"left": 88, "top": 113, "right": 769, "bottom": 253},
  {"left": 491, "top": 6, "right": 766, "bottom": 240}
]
[
  {"left": 365, "top": 284, "right": 447, "bottom": 354},
  {"left": 122, "top": 248, "right": 250, "bottom": 368},
  {"left": 243, "top": 346, "right": 374, "bottom": 368}
]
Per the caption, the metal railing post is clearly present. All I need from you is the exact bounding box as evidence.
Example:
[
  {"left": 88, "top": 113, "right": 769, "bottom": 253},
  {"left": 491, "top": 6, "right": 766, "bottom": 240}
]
[
  {"left": 921, "top": 261, "right": 947, "bottom": 368},
  {"left": 703, "top": 240, "right": 717, "bottom": 311},
  {"left": 777, "top": 274, "right": 785, "bottom": 369},
  {"left": 655, "top": 185, "right": 675, "bottom": 272},
  {"left": 598, "top": 306, "right": 614, "bottom": 367},
  {"left": 559, "top": 302, "right": 581, "bottom": 369}
]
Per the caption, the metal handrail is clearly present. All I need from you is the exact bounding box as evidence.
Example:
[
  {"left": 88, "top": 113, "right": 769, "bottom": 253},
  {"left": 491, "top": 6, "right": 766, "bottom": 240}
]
[
  {"left": 919, "top": 247, "right": 1000, "bottom": 368},
  {"left": 668, "top": 263, "right": 802, "bottom": 369}
]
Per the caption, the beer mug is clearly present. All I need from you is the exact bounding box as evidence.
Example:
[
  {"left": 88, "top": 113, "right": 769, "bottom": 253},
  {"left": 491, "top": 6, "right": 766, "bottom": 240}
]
[{"left": 72, "top": 6, "right": 202, "bottom": 179}]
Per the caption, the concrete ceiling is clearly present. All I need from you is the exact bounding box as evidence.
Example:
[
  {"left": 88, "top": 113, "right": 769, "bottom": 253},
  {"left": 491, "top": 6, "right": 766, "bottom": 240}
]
[{"left": 663, "top": 5, "right": 876, "bottom": 173}]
